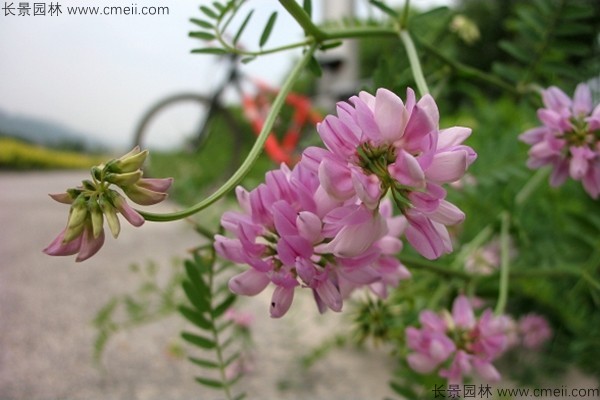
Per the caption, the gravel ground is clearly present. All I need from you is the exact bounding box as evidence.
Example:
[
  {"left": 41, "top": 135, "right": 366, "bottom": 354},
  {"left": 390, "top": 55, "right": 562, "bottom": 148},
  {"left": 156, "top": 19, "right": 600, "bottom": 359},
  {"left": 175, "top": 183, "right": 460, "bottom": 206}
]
[{"left": 0, "top": 170, "right": 396, "bottom": 400}]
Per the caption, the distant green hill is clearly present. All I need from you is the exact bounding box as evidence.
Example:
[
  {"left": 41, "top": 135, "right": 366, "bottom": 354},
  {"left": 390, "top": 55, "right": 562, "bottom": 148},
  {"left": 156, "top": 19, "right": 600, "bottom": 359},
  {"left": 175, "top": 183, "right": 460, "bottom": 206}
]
[{"left": 0, "top": 109, "right": 106, "bottom": 151}]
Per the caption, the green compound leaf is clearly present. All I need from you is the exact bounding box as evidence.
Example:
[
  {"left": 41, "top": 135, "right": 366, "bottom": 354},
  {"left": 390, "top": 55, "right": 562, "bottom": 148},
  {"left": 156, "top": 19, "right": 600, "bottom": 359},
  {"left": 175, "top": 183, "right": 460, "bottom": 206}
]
[
  {"left": 178, "top": 305, "right": 212, "bottom": 330},
  {"left": 259, "top": 12, "right": 278, "bottom": 48},
  {"left": 182, "top": 281, "right": 210, "bottom": 313},
  {"left": 213, "top": 293, "right": 237, "bottom": 318},
  {"left": 182, "top": 331, "right": 216, "bottom": 349}
]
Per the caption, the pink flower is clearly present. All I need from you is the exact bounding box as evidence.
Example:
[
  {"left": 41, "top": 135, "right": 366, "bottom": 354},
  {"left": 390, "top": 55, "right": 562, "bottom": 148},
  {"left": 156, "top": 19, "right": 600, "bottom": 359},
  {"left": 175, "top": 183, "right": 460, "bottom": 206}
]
[
  {"left": 406, "top": 295, "right": 510, "bottom": 384},
  {"left": 314, "top": 88, "right": 476, "bottom": 259},
  {"left": 518, "top": 314, "right": 552, "bottom": 349},
  {"left": 520, "top": 83, "right": 600, "bottom": 198},
  {"left": 218, "top": 161, "right": 410, "bottom": 318}
]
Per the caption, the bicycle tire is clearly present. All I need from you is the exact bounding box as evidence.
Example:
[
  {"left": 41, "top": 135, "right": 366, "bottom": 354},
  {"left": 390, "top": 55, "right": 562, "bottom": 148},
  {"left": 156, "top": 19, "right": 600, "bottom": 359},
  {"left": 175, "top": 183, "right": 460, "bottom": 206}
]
[
  {"left": 133, "top": 93, "right": 212, "bottom": 151},
  {"left": 131, "top": 93, "right": 245, "bottom": 203}
]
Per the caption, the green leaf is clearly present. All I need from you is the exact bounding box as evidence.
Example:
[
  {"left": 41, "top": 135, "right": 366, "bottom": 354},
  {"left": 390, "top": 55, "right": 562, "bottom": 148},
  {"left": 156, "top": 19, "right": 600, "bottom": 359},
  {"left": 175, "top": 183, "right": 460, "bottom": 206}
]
[
  {"left": 189, "top": 31, "right": 216, "bottom": 41},
  {"left": 184, "top": 259, "right": 210, "bottom": 292},
  {"left": 179, "top": 305, "right": 212, "bottom": 329},
  {"left": 491, "top": 62, "right": 522, "bottom": 83},
  {"left": 212, "top": 2, "right": 225, "bottom": 12},
  {"left": 303, "top": 0, "right": 312, "bottom": 18},
  {"left": 188, "top": 356, "right": 219, "bottom": 369},
  {"left": 259, "top": 12, "right": 278, "bottom": 48},
  {"left": 307, "top": 55, "right": 322, "bottom": 77},
  {"left": 320, "top": 40, "right": 343, "bottom": 51},
  {"left": 240, "top": 56, "right": 256, "bottom": 64},
  {"left": 190, "top": 18, "right": 213, "bottom": 29},
  {"left": 195, "top": 376, "right": 224, "bottom": 388},
  {"left": 224, "top": 352, "right": 241, "bottom": 367},
  {"left": 191, "top": 48, "right": 228, "bottom": 55},
  {"left": 212, "top": 293, "right": 237, "bottom": 318},
  {"left": 200, "top": 5, "right": 218, "bottom": 19},
  {"left": 233, "top": 10, "right": 254, "bottom": 45},
  {"left": 498, "top": 40, "right": 531, "bottom": 64},
  {"left": 182, "top": 332, "right": 216, "bottom": 349},
  {"left": 182, "top": 281, "right": 210, "bottom": 312},
  {"left": 515, "top": 8, "right": 544, "bottom": 35},
  {"left": 369, "top": 0, "right": 398, "bottom": 17}
]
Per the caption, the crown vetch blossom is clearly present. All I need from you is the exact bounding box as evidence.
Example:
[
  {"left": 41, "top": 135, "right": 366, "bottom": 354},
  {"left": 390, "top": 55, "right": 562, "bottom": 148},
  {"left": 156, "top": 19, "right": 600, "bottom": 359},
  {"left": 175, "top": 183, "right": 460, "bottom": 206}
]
[
  {"left": 216, "top": 161, "right": 410, "bottom": 318},
  {"left": 405, "top": 295, "right": 509, "bottom": 384},
  {"left": 520, "top": 83, "right": 600, "bottom": 198},
  {"left": 518, "top": 313, "right": 552, "bottom": 349},
  {"left": 313, "top": 88, "right": 476, "bottom": 259},
  {"left": 43, "top": 147, "right": 172, "bottom": 262}
]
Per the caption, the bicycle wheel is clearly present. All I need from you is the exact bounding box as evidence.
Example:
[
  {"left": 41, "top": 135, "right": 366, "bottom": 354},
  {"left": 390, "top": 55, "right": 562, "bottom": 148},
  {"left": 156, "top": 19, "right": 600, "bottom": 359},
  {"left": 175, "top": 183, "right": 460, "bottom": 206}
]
[{"left": 132, "top": 93, "right": 244, "bottom": 205}]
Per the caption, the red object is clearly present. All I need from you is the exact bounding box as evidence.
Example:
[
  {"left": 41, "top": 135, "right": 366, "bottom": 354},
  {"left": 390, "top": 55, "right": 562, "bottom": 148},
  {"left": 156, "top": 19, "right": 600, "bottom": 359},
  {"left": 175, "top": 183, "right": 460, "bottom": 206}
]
[{"left": 242, "top": 81, "right": 321, "bottom": 166}]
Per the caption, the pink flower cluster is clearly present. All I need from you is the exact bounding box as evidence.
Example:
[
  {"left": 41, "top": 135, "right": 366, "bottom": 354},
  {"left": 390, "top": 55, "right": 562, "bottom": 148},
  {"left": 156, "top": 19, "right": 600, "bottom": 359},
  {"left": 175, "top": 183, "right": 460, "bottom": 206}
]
[
  {"left": 520, "top": 83, "right": 600, "bottom": 198},
  {"left": 406, "top": 296, "right": 509, "bottom": 384},
  {"left": 216, "top": 162, "right": 410, "bottom": 318},
  {"left": 217, "top": 88, "right": 476, "bottom": 317}
]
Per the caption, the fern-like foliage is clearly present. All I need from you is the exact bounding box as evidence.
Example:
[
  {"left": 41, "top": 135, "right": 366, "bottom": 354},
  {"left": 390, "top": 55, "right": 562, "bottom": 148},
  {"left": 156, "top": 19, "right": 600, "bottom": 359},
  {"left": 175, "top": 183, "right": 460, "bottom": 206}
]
[
  {"left": 493, "top": 0, "right": 599, "bottom": 89},
  {"left": 179, "top": 247, "right": 246, "bottom": 400},
  {"left": 92, "top": 259, "right": 184, "bottom": 363}
]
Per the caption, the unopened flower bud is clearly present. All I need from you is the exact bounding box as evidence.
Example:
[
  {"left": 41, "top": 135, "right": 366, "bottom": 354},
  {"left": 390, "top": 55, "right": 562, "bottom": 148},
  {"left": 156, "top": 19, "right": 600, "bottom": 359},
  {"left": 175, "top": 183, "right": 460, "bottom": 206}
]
[
  {"left": 98, "top": 195, "right": 121, "bottom": 238},
  {"left": 110, "top": 191, "right": 145, "bottom": 227},
  {"left": 123, "top": 183, "right": 168, "bottom": 206},
  {"left": 105, "top": 170, "right": 143, "bottom": 186},
  {"left": 136, "top": 177, "right": 173, "bottom": 193},
  {"left": 49, "top": 192, "right": 74, "bottom": 204},
  {"left": 91, "top": 166, "right": 103, "bottom": 181},
  {"left": 106, "top": 146, "right": 148, "bottom": 173},
  {"left": 63, "top": 219, "right": 86, "bottom": 243},
  {"left": 66, "top": 197, "right": 89, "bottom": 231},
  {"left": 89, "top": 201, "right": 104, "bottom": 238}
]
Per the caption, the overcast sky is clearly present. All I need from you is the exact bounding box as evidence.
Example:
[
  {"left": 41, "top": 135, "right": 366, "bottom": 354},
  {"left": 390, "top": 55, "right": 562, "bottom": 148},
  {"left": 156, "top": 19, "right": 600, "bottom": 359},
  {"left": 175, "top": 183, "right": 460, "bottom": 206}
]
[{"left": 0, "top": 0, "right": 450, "bottom": 150}]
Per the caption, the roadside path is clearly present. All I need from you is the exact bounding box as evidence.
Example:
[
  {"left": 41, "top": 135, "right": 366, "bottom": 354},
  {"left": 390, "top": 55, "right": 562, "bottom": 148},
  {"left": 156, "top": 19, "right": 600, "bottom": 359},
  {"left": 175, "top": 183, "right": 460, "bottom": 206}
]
[{"left": 0, "top": 171, "right": 395, "bottom": 400}]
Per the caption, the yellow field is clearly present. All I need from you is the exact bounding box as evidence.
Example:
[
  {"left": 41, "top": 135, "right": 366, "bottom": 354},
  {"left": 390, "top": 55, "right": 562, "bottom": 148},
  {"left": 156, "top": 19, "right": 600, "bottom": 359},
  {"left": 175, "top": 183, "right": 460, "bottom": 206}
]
[{"left": 0, "top": 137, "right": 106, "bottom": 169}]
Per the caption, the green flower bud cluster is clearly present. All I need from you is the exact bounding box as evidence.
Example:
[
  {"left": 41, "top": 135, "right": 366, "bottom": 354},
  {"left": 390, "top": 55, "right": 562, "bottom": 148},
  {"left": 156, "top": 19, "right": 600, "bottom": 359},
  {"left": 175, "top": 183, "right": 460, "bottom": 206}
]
[{"left": 43, "top": 147, "right": 173, "bottom": 262}]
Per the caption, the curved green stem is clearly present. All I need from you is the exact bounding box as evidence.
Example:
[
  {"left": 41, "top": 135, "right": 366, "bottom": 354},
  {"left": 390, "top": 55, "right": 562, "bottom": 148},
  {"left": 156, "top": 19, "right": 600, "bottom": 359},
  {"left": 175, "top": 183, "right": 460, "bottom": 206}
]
[
  {"left": 515, "top": 167, "right": 551, "bottom": 206},
  {"left": 495, "top": 212, "right": 511, "bottom": 315},
  {"left": 139, "top": 43, "right": 319, "bottom": 222},
  {"left": 399, "top": 30, "right": 429, "bottom": 97}
]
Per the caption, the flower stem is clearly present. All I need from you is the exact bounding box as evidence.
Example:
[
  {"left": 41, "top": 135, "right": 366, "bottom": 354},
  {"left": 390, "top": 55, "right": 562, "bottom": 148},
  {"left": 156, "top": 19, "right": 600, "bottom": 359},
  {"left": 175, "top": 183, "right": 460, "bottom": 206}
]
[
  {"left": 399, "top": 254, "right": 472, "bottom": 280},
  {"left": 138, "top": 42, "right": 319, "bottom": 222},
  {"left": 515, "top": 167, "right": 551, "bottom": 206},
  {"left": 399, "top": 30, "right": 429, "bottom": 97},
  {"left": 279, "top": 0, "right": 327, "bottom": 41},
  {"left": 494, "top": 212, "right": 511, "bottom": 315}
]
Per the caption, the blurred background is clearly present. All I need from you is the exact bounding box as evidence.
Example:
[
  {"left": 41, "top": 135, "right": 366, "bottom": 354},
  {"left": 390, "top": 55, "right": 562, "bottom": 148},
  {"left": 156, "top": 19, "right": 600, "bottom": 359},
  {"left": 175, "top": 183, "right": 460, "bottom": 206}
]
[{"left": 1, "top": 0, "right": 599, "bottom": 399}]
